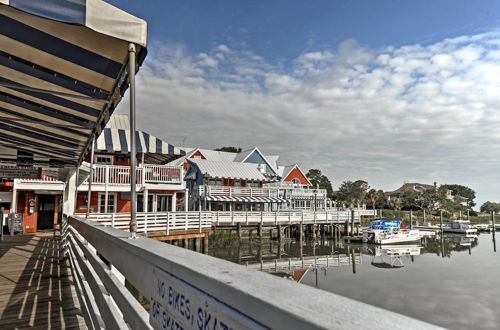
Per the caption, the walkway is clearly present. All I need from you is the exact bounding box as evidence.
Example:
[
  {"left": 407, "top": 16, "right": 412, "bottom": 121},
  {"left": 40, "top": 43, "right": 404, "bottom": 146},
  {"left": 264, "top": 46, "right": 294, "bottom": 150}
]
[{"left": 0, "top": 232, "right": 87, "bottom": 329}]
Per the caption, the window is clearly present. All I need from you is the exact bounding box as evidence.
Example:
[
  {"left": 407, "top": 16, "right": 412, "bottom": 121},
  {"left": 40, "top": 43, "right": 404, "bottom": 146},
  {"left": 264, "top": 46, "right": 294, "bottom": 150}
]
[
  {"left": 95, "top": 155, "right": 113, "bottom": 165},
  {"left": 248, "top": 181, "right": 259, "bottom": 187},
  {"left": 98, "top": 193, "right": 115, "bottom": 213},
  {"left": 292, "top": 178, "right": 301, "bottom": 184},
  {"left": 156, "top": 195, "right": 172, "bottom": 212}
]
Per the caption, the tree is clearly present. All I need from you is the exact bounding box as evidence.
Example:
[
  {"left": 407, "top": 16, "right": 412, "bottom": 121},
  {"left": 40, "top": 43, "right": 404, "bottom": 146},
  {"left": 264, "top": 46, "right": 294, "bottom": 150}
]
[
  {"left": 440, "top": 184, "right": 476, "bottom": 208},
  {"left": 402, "top": 189, "right": 444, "bottom": 214},
  {"left": 214, "top": 146, "right": 241, "bottom": 153},
  {"left": 306, "top": 169, "right": 333, "bottom": 198},
  {"left": 366, "top": 189, "right": 386, "bottom": 210},
  {"left": 337, "top": 180, "right": 370, "bottom": 207},
  {"left": 480, "top": 201, "right": 500, "bottom": 213}
]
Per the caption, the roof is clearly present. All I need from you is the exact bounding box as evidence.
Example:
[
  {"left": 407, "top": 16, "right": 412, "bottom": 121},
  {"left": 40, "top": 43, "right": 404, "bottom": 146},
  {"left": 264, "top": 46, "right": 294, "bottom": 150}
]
[
  {"left": 233, "top": 147, "right": 277, "bottom": 174},
  {"left": 168, "top": 148, "right": 238, "bottom": 166},
  {"left": 95, "top": 114, "right": 184, "bottom": 161},
  {"left": 188, "top": 159, "right": 267, "bottom": 181},
  {"left": 387, "top": 183, "right": 435, "bottom": 195},
  {"left": 0, "top": 1, "right": 147, "bottom": 167},
  {"left": 277, "top": 164, "right": 312, "bottom": 185}
]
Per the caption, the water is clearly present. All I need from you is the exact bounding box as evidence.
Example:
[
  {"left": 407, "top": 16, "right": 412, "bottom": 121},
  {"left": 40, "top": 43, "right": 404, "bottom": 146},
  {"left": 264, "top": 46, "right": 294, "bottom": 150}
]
[{"left": 209, "top": 232, "right": 499, "bottom": 329}]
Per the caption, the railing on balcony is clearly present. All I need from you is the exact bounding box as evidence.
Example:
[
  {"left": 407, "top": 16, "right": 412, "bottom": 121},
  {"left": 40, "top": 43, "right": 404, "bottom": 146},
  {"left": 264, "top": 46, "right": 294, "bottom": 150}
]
[
  {"left": 199, "top": 185, "right": 327, "bottom": 199},
  {"left": 84, "top": 164, "right": 183, "bottom": 186}
]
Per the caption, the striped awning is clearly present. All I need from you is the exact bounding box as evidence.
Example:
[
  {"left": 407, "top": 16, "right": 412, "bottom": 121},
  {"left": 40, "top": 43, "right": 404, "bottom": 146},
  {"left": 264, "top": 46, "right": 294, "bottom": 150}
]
[
  {"left": 203, "top": 196, "right": 290, "bottom": 203},
  {"left": 95, "top": 128, "right": 185, "bottom": 156},
  {"left": 0, "top": 1, "right": 147, "bottom": 167}
]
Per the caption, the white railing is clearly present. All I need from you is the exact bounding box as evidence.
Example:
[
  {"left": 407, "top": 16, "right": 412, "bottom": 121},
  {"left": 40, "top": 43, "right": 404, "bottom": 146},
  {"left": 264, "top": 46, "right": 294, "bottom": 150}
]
[
  {"left": 63, "top": 215, "right": 436, "bottom": 329},
  {"left": 84, "top": 164, "right": 182, "bottom": 186},
  {"left": 199, "top": 185, "right": 327, "bottom": 198},
  {"left": 86, "top": 211, "right": 211, "bottom": 234},
  {"left": 85, "top": 209, "right": 376, "bottom": 232}
]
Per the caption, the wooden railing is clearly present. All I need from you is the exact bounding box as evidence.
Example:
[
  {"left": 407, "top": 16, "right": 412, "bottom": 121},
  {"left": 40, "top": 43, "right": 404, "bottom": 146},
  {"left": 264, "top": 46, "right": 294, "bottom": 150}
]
[
  {"left": 86, "top": 209, "right": 376, "bottom": 233},
  {"left": 86, "top": 211, "right": 211, "bottom": 234},
  {"left": 199, "top": 185, "right": 327, "bottom": 198},
  {"left": 84, "top": 164, "right": 183, "bottom": 186}
]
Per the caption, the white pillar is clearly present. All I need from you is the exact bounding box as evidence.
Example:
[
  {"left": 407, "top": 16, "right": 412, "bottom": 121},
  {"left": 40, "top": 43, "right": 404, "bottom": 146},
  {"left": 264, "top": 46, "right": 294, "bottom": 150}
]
[
  {"left": 11, "top": 182, "right": 17, "bottom": 213},
  {"left": 144, "top": 189, "right": 149, "bottom": 213},
  {"left": 184, "top": 188, "right": 189, "bottom": 211},
  {"left": 63, "top": 168, "right": 77, "bottom": 215},
  {"left": 171, "top": 193, "right": 177, "bottom": 212}
]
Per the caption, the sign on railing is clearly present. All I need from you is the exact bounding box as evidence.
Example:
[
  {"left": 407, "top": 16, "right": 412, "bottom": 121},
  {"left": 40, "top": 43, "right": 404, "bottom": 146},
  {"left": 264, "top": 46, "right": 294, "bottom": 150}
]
[{"left": 150, "top": 267, "right": 263, "bottom": 330}]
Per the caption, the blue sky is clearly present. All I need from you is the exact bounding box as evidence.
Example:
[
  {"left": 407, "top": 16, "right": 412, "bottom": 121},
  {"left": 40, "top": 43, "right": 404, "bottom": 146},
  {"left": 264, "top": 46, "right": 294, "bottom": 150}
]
[{"left": 110, "top": 1, "right": 500, "bottom": 208}]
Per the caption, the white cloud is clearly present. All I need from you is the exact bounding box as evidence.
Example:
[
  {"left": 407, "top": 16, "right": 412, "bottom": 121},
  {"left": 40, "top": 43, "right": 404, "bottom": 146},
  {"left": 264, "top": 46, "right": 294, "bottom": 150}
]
[{"left": 119, "top": 31, "right": 500, "bottom": 207}]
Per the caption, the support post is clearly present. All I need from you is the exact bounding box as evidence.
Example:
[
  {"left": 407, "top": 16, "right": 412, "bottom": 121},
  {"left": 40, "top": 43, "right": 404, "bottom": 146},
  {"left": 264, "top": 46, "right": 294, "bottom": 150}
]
[
  {"left": 128, "top": 43, "right": 138, "bottom": 239},
  {"left": 104, "top": 165, "right": 109, "bottom": 213},
  {"left": 63, "top": 168, "right": 77, "bottom": 216},
  {"left": 440, "top": 209, "right": 443, "bottom": 233},
  {"left": 86, "top": 138, "right": 95, "bottom": 219},
  {"left": 350, "top": 209, "right": 355, "bottom": 236}
]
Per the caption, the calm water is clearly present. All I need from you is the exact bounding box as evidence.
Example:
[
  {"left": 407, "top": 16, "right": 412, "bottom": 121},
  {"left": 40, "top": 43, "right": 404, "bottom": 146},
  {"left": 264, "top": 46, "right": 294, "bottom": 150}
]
[{"left": 209, "top": 232, "right": 499, "bottom": 329}]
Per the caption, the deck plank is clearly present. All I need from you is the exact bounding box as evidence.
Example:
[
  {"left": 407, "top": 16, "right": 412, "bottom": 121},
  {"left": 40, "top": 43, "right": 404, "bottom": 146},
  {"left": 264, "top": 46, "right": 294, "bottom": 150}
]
[{"left": 0, "top": 232, "right": 87, "bottom": 329}]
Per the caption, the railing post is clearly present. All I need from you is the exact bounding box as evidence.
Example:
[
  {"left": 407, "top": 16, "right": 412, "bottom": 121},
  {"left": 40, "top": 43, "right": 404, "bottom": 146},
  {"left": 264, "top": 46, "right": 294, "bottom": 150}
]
[
  {"left": 166, "top": 211, "right": 170, "bottom": 235},
  {"left": 111, "top": 213, "right": 115, "bottom": 227},
  {"left": 231, "top": 210, "right": 234, "bottom": 225},
  {"left": 217, "top": 211, "right": 220, "bottom": 226},
  {"left": 260, "top": 211, "right": 263, "bottom": 224},
  {"left": 141, "top": 165, "right": 146, "bottom": 185},
  {"left": 144, "top": 213, "right": 148, "bottom": 235},
  {"left": 288, "top": 211, "right": 291, "bottom": 224},
  {"left": 275, "top": 211, "right": 278, "bottom": 225},
  {"left": 246, "top": 211, "right": 249, "bottom": 225},
  {"left": 199, "top": 210, "right": 202, "bottom": 233}
]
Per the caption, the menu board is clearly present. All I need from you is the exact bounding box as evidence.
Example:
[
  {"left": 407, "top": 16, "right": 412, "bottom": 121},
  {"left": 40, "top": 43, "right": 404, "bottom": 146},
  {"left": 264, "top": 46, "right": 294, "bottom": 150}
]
[{"left": 8, "top": 213, "right": 22, "bottom": 234}]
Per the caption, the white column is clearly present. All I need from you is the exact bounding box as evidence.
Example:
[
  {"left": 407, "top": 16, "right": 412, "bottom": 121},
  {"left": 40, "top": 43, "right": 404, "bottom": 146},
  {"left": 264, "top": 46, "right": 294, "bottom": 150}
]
[
  {"left": 104, "top": 165, "right": 109, "bottom": 213},
  {"left": 63, "top": 168, "right": 77, "bottom": 215},
  {"left": 11, "top": 181, "right": 17, "bottom": 213},
  {"left": 171, "top": 193, "right": 177, "bottom": 212},
  {"left": 144, "top": 189, "right": 149, "bottom": 213},
  {"left": 184, "top": 188, "right": 189, "bottom": 211}
]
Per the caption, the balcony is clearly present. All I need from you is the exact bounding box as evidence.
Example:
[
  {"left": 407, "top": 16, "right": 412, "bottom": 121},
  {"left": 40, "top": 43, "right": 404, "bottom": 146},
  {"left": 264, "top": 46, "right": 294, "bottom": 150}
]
[
  {"left": 199, "top": 185, "right": 327, "bottom": 199},
  {"left": 83, "top": 164, "right": 183, "bottom": 187}
]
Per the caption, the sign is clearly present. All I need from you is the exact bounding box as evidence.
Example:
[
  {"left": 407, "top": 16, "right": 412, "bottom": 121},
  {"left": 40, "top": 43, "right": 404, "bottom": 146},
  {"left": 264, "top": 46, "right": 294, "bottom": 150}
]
[
  {"left": 8, "top": 213, "right": 22, "bottom": 234},
  {"left": 0, "top": 166, "right": 38, "bottom": 179},
  {"left": 149, "top": 267, "right": 264, "bottom": 330}
]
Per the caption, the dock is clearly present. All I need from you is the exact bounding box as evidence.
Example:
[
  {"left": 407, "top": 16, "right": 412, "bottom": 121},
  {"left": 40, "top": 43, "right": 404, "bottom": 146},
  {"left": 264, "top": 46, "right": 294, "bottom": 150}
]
[{"left": 0, "top": 232, "right": 87, "bottom": 329}]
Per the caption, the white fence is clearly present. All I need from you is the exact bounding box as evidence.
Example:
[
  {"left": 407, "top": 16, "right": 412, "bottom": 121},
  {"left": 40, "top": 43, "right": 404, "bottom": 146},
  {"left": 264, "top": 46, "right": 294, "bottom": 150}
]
[
  {"left": 84, "top": 164, "right": 183, "bottom": 186},
  {"left": 199, "top": 185, "right": 328, "bottom": 199},
  {"left": 86, "top": 209, "right": 376, "bottom": 234},
  {"left": 86, "top": 211, "right": 212, "bottom": 234}
]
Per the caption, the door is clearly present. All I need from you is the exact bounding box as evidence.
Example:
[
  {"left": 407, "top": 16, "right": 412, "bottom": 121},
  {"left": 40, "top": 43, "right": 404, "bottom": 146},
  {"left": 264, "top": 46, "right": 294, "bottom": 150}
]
[
  {"left": 37, "top": 195, "right": 55, "bottom": 230},
  {"left": 156, "top": 195, "right": 172, "bottom": 212}
]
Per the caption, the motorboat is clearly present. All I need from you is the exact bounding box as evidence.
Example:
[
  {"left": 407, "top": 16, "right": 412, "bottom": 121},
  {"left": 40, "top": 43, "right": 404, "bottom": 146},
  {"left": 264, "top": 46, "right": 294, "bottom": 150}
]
[
  {"left": 363, "top": 219, "right": 421, "bottom": 244},
  {"left": 442, "top": 221, "right": 477, "bottom": 235}
]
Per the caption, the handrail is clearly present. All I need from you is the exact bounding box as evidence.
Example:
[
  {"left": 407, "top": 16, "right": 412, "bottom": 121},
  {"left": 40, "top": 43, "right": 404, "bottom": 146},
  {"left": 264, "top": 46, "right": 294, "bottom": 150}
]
[
  {"left": 64, "top": 215, "right": 437, "bottom": 330},
  {"left": 199, "top": 185, "right": 328, "bottom": 198},
  {"left": 82, "top": 164, "right": 183, "bottom": 186}
]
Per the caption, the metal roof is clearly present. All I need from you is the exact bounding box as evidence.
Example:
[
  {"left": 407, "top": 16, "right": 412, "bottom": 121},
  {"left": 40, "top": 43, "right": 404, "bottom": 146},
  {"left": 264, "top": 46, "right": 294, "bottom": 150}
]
[
  {"left": 0, "top": 1, "right": 147, "bottom": 167},
  {"left": 189, "top": 158, "right": 267, "bottom": 181}
]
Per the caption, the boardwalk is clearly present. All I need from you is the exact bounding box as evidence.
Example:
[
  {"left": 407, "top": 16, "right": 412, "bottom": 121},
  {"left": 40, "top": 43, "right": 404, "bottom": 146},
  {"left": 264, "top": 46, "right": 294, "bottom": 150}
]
[{"left": 0, "top": 232, "right": 87, "bottom": 329}]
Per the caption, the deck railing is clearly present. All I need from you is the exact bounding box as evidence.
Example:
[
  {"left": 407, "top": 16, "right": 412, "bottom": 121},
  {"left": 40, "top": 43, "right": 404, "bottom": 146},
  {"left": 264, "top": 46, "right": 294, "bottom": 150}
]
[
  {"left": 84, "top": 164, "right": 183, "bottom": 186},
  {"left": 62, "top": 214, "right": 437, "bottom": 329},
  {"left": 199, "top": 185, "right": 327, "bottom": 198},
  {"left": 85, "top": 209, "right": 376, "bottom": 233}
]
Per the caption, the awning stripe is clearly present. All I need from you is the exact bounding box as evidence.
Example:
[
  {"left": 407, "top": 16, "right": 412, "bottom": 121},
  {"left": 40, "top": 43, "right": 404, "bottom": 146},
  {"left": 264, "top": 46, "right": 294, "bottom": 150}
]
[
  {"left": 0, "top": 122, "right": 82, "bottom": 148},
  {"left": 0, "top": 13, "right": 123, "bottom": 78},
  {"left": 0, "top": 50, "right": 110, "bottom": 98}
]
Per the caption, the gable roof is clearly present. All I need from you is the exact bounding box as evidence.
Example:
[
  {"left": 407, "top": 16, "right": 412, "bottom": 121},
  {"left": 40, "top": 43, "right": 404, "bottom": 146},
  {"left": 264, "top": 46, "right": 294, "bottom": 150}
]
[
  {"left": 188, "top": 158, "right": 267, "bottom": 181},
  {"left": 167, "top": 148, "right": 238, "bottom": 167},
  {"left": 278, "top": 164, "right": 312, "bottom": 185},
  {"left": 234, "top": 147, "right": 277, "bottom": 174}
]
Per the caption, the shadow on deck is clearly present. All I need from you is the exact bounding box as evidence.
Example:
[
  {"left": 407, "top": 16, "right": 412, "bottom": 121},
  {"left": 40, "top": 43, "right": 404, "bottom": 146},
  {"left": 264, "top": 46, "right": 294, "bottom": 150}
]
[{"left": 0, "top": 232, "right": 87, "bottom": 329}]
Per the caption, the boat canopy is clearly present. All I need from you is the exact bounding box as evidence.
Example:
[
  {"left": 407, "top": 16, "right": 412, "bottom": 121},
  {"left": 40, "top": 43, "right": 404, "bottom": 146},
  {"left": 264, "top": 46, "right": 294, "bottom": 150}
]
[
  {"left": 0, "top": 0, "right": 147, "bottom": 167},
  {"left": 370, "top": 219, "right": 401, "bottom": 230}
]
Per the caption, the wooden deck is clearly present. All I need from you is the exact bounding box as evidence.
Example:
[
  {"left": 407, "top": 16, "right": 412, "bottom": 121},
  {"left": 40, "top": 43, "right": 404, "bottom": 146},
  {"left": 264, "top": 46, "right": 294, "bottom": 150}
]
[{"left": 0, "top": 232, "right": 87, "bottom": 329}]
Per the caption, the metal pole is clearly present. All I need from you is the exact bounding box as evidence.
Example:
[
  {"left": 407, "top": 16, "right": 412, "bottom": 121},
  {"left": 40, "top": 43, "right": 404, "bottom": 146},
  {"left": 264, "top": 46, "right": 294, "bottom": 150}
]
[
  {"left": 86, "top": 138, "right": 95, "bottom": 219},
  {"left": 129, "top": 43, "right": 138, "bottom": 239}
]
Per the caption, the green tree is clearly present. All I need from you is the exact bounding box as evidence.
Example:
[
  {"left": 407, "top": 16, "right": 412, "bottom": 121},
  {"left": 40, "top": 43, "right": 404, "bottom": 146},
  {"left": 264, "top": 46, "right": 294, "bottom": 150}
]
[
  {"left": 402, "top": 188, "right": 444, "bottom": 214},
  {"left": 440, "top": 184, "right": 476, "bottom": 208},
  {"left": 480, "top": 201, "right": 500, "bottom": 213},
  {"left": 366, "top": 189, "right": 386, "bottom": 210},
  {"left": 305, "top": 169, "right": 334, "bottom": 198},
  {"left": 214, "top": 146, "right": 241, "bottom": 153},
  {"left": 337, "top": 180, "right": 370, "bottom": 207}
]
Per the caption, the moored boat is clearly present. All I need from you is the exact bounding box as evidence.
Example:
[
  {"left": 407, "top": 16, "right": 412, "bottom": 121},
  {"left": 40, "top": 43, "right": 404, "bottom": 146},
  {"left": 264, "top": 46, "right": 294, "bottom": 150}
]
[
  {"left": 442, "top": 221, "right": 477, "bottom": 235},
  {"left": 363, "top": 219, "right": 421, "bottom": 244}
]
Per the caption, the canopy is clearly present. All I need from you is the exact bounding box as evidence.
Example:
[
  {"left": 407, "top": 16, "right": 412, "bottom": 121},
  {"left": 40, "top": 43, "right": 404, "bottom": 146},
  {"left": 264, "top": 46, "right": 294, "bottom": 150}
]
[
  {"left": 0, "top": 0, "right": 147, "bottom": 167},
  {"left": 203, "top": 196, "right": 290, "bottom": 203}
]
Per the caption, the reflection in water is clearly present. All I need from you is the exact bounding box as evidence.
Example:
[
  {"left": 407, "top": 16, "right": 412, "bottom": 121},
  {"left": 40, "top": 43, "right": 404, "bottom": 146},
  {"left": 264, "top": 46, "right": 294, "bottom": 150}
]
[{"left": 209, "top": 231, "right": 499, "bottom": 330}]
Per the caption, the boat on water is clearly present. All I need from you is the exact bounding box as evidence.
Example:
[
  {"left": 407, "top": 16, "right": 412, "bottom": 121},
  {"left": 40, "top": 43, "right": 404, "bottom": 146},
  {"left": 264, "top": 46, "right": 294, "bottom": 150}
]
[
  {"left": 442, "top": 221, "right": 477, "bottom": 235},
  {"left": 474, "top": 224, "right": 492, "bottom": 232},
  {"left": 363, "top": 219, "right": 421, "bottom": 244}
]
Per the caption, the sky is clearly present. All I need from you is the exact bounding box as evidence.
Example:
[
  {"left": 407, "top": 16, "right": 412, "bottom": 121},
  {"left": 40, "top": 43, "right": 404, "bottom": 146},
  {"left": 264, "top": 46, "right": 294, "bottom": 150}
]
[{"left": 108, "top": 0, "right": 500, "bottom": 208}]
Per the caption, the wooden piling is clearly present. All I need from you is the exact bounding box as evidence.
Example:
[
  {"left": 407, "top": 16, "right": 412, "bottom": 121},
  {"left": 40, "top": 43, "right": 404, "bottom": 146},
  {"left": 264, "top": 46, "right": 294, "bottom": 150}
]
[
  {"left": 258, "top": 223, "right": 263, "bottom": 239},
  {"left": 440, "top": 210, "right": 443, "bottom": 233},
  {"left": 350, "top": 209, "right": 355, "bottom": 236},
  {"left": 237, "top": 223, "right": 242, "bottom": 239}
]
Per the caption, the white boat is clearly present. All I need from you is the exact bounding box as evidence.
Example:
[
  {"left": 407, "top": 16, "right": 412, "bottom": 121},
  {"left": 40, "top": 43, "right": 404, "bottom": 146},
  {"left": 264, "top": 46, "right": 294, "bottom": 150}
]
[
  {"left": 474, "top": 224, "right": 492, "bottom": 232},
  {"left": 442, "top": 221, "right": 477, "bottom": 235},
  {"left": 363, "top": 229, "right": 421, "bottom": 244}
]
